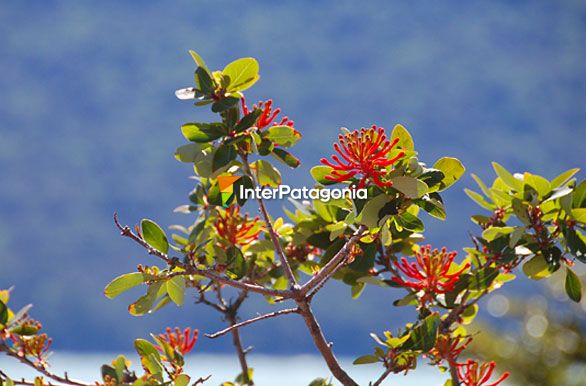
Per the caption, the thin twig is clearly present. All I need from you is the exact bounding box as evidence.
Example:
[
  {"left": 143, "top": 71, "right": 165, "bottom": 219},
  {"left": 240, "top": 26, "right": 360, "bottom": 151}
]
[
  {"left": 206, "top": 308, "right": 300, "bottom": 339},
  {"left": 301, "top": 225, "right": 367, "bottom": 295},
  {"left": 371, "top": 368, "right": 392, "bottom": 386},
  {"left": 114, "top": 213, "right": 293, "bottom": 298},
  {"left": 0, "top": 345, "right": 94, "bottom": 386},
  {"left": 193, "top": 374, "right": 212, "bottom": 385},
  {"left": 239, "top": 152, "right": 298, "bottom": 288}
]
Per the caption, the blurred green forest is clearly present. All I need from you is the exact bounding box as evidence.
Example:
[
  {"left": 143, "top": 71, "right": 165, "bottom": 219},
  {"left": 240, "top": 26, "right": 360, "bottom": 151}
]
[{"left": 0, "top": 0, "right": 585, "bottom": 357}]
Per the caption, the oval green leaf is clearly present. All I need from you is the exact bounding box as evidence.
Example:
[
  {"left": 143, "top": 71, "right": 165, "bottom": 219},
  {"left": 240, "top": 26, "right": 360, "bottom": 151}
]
[
  {"left": 141, "top": 219, "right": 169, "bottom": 254},
  {"left": 104, "top": 272, "right": 148, "bottom": 299}
]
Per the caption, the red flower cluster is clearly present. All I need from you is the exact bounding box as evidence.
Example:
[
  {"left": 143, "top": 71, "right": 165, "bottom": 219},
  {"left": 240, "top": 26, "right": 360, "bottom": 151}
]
[
  {"left": 13, "top": 333, "right": 52, "bottom": 366},
  {"left": 157, "top": 327, "right": 198, "bottom": 356},
  {"left": 214, "top": 205, "right": 263, "bottom": 246},
  {"left": 457, "top": 359, "right": 510, "bottom": 386},
  {"left": 241, "top": 97, "right": 294, "bottom": 130},
  {"left": 392, "top": 245, "right": 468, "bottom": 302},
  {"left": 429, "top": 334, "right": 472, "bottom": 365},
  {"left": 320, "top": 125, "right": 404, "bottom": 189}
]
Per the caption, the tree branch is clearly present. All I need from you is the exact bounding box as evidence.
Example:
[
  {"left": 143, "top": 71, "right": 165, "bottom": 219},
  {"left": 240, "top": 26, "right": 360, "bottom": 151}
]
[
  {"left": 449, "top": 363, "right": 461, "bottom": 386},
  {"left": 206, "top": 308, "right": 300, "bottom": 339},
  {"left": 227, "top": 314, "right": 254, "bottom": 386},
  {"left": 296, "top": 301, "right": 359, "bottom": 386}
]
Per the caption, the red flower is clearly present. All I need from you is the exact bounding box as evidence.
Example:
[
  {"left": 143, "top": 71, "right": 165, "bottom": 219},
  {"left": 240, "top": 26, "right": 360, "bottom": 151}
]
[
  {"left": 13, "top": 333, "right": 52, "bottom": 367},
  {"left": 214, "top": 205, "right": 263, "bottom": 246},
  {"left": 320, "top": 125, "right": 404, "bottom": 189},
  {"left": 241, "top": 97, "right": 294, "bottom": 130},
  {"left": 429, "top": 334, "right": 472, "bottom": 365},
  {"left": 457, "top": 359, "right": 510, "bottom": 386},
  {"left": 392, "top": 245, "right": 468, "bottom": 302},
  {"left": 157, "top": 327, "right": 198, "bottom": 356}
]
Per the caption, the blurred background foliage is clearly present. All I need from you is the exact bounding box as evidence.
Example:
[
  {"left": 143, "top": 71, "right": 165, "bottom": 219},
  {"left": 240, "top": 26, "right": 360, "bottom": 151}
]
[
  {"left": 469, "top": 268, "right": 586, "bottom": 386},
  {"left": 1, "top": 1, "right": 585, "bottom": 377}
]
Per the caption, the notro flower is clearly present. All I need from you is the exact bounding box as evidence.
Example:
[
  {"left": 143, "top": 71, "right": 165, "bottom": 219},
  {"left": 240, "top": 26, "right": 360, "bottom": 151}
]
[
  {"left": 320, "top": 125, "right": 404, "bottom": 189},
  {"left": 214, "top": 205, "right": 263, "bottom": 246},
  {"left": 241, "top": 97, "right": 294, "bottom": 130},
  {"left": 457, "top": 359, "right": 510, "bottom": 386},
  {"left": 157, "top": 327, "right": 199, "bottom": 356},
  {"left": 391, "top": 245, "right": 469, "bottom": 303},
  {"left": 429, "top": 333, "right": 472, "bottom": 365}
]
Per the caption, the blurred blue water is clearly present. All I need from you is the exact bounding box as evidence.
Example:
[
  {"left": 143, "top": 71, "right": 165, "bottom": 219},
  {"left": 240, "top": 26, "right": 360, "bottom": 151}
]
[
  {"left": 0, "top": 353, "right": 447, "bottom": 386},
  {"left": 0, "top": 0, "right": 585, "bottom": 354}
]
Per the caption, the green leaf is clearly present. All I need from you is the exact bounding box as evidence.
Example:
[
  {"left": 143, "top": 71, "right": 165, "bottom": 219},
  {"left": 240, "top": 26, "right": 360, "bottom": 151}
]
[
  {"left": 393, "top": 292, "right": 418, "bottom": 307},
  {"left": 492, "top": 162, "right": 522, "bottom": 191},
  {"left": 181, "top": 122, "right": 227, "bottom": 143},
  {"left": 461, "top": 304, "right": 478, "bottom": 325},
  {"left": 0, "top": 300, "right": 7, "bottom": 325},
  {"left": 565, "top": 268, "right": 582, "bottom": 303},
  {"left": 189, "top": 50, "right": 210, "bottom": 74},
  {"left": 223, "top": 57, "right": 260, "bottom": 92},
  {"left": 355, "top": 194, "right": 391, "bottom": 228},
  {"left": 141, "top": 219, "right": 169, "bottom": 254},
  {"left": 572, "top": 208, "right": 586, "bottom": 223},
  {"left": 128, "top": 282, "right": 163, "bottom": 316},
  {"left": 573, "top": 180, "right": 586, "bottom": 208},
  {"left": 391, "top": 124, "right": 414, "bottom": 151},
  {"left": 166, "top": 276, "right": 186, "bottom": 306},
  {"left": 174, "top": 374, "right": 191, "bottom": 386},
  {"left": 465, "top": 189, "right": 495, "bottom": 210},
  {"left": 522, "top": 255, "right": 551, "bottom": 280},
  {"left": 212, "top": 96, "right": 241, "bottom": 113},
  {"left": 134, "top": 338, "right": 161, "bottom": 360},
  {"left": 235, "top": 367, "right": 254, "bottom": 384},
  {"left": 175, "top": 143, "right": 207, "bottom": 163},
  {"left": 433, "top": 157, "right": 465, "bottom": 191},
  {"left": 391, "top": 176, "right": 428, "bottom": 198},
  {"left": 227, "top": 246, "right": 247, "bottom": 279},
  {"left": 353, "top": 354, "right": 379, "bottom": 365},
  {"left": 511, "top": 199, "right": 530, "bottom": 225},
  {"left": 195, "top": 67, "right": 214, "bottom": 94},
  {"left": 550, "top": 168, "right": 580, "bottom": 190},
  {"left": 310, "top": 165, "right": 337, "bottom": 185},
  {"left": 234, "top": 109, "right": 262, "bottom": 133},
  {"left": 545, "top": 185, "right": 573, "bottom": 203},
  {"left": 396, "top": 212, "right": 425, "bottom": 232},
  {"left": 271, "top": 148, "right": 300, "bottom": 168},
  {"left": 482, "top": 226, "right": 515, "bottom": 242},
  {"left": 403, "top": 313, "right": 440, "bottom": 351},
  {"left": 308, "top": 378, "right": 332, "bottom": 386},
  {"left": 104, "top": 272, "right": 148, "bottom": 299},
  {"left": 212, "top": 144, "right": 237, "bottom": 172},
  {"left": 262, "top": 125, "right": 301, "bottom": 148},
  {"left": 471, "top": 174, "right": 493, "bottom": 198},
  {"left": 252, "top": 159, "right": 281, "bottom": 187},
  {"left": 467, "top": 267, "right": 499, "bottom": 291},
  {"left": 523, "top": 172, "right": 550, "bottom": 198},
  {"left": 351, "top": 282, "right": 366, "bottom": 299},
  {"left": 416, "top": 194, "right": 446, "bottom": 220}
]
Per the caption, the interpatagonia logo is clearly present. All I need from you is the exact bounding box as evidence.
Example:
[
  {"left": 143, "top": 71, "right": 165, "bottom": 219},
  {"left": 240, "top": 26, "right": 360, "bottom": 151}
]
[
  {"left": 218, "top": 175, "right": 241, "bottom": 207},
  {"left": 217, "top": 174, "right": 367, "bottom": 204}
]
